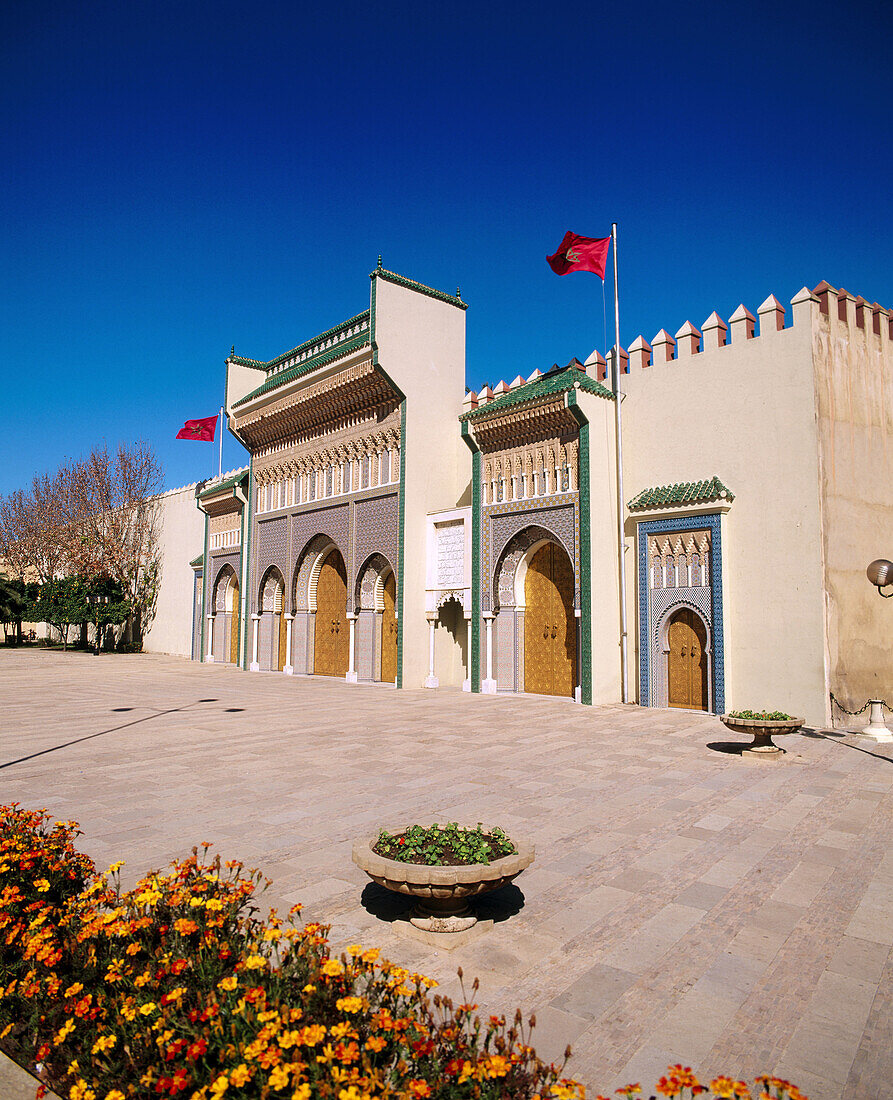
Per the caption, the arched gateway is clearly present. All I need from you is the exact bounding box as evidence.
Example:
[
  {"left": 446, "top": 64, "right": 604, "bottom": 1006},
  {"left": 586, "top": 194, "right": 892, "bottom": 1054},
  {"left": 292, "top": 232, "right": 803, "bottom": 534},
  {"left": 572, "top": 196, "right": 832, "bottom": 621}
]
[
  {"left": 523, "top": 542, "right": 576, "bottom": 697},
  {"left": 666, "top": 606, "right": 708, "bottom": 711},
  {"left": 313, "top": 549, "right": 349, "bottom": 677}
]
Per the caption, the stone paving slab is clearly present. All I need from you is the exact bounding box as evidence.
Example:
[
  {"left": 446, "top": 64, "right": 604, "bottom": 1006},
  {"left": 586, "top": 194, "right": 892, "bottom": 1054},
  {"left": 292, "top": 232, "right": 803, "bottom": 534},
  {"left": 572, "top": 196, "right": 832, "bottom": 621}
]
[{"left": 3, "top": 649, "right": 893, "bottom": 1099}]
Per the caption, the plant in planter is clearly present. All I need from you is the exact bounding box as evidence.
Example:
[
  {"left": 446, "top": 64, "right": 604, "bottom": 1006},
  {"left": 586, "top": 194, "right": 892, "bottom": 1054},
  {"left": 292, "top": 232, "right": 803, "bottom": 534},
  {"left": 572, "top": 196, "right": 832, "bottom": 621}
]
[
  {"left": 720, "top": 710, "right": 805, "bottom": 755},
  {"left": 353, "top": 822, "right": 534, "bottom": 932}
]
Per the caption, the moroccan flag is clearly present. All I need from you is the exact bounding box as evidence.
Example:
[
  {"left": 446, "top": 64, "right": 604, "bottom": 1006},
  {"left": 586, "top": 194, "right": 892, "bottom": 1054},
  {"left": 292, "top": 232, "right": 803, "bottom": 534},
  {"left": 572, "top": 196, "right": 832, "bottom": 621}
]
[
  {"left": 176, "top": 414, "right": 218, "bottom": 441},
  {"left": 547, "top": 231, "right": 611, "bottom": 278}
]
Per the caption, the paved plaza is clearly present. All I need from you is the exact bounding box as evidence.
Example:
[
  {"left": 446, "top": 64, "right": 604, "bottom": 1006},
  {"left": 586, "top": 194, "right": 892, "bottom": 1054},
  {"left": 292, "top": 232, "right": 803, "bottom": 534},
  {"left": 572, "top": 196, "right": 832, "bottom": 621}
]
[{"left": 2, "top": 649, "right": 892, "bottom": 1099}]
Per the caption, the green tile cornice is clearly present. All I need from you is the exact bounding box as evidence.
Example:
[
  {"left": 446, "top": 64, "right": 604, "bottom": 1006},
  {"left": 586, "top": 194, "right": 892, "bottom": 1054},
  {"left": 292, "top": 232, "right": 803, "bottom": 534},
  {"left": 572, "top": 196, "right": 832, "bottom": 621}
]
[
  {"left": 370, "top": 263, "right": 467, "bottom": 311},
  {"left": 628, "top": 477, "right": 734, "bottom": 512}
]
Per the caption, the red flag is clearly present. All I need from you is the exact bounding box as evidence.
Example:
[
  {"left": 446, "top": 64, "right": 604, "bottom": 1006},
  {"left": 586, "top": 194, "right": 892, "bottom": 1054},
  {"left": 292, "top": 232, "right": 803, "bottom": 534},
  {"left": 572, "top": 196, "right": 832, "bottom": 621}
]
[
  {"left": 176, "top": 415, "right": 218, "bottom": 442},
  {"left": 547, "top": 231, "right": 611, "bottom": 278}
]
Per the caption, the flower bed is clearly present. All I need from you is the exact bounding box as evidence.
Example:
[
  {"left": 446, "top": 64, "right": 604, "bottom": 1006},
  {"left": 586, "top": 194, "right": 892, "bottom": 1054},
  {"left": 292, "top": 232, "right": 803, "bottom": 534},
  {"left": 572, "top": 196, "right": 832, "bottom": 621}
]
[
  {"left": 0, "top": 805, "right": 807, "bottom": 1100},
  {"left": 373, "top": 824, "right": 514, "bottom": 867}
]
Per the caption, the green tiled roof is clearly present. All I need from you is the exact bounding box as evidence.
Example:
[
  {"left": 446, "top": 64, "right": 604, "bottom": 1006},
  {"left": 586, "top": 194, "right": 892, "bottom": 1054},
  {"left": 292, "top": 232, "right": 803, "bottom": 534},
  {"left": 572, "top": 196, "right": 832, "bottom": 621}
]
[
  {"left": 460, "top": 365, "right": 614, "bottom": 422},
  {"left": 231, "top": 312, "right": 372, "bottom": 409},
  {"left": 189, "top": 554, "right": 204, "bottom": 568},
  {"left": 628, "top": 477, "right": 734, "bottom": 512},
  {"left": 372, "top": 263, "right": 468, "bottom": 310},
  {"left": 197, "top": 470, "right": 248, "bottom": 501}
]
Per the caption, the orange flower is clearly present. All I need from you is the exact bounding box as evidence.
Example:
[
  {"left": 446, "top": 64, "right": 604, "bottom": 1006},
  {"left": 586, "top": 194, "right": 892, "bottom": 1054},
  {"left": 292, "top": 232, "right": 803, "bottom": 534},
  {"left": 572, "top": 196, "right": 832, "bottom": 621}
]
[{"left": 407, "top": 1081, "right": 431, "bottom": 1098}]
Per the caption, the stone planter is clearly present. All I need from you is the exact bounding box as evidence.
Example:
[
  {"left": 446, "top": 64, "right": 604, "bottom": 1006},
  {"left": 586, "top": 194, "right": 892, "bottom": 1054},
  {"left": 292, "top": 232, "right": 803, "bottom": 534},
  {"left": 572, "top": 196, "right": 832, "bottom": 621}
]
[
  {"left": 352, "top": 830, "right": 534, "bottom": 933},
  {"left": 720, "top": 714, "right": 805, "bottom": 756}
]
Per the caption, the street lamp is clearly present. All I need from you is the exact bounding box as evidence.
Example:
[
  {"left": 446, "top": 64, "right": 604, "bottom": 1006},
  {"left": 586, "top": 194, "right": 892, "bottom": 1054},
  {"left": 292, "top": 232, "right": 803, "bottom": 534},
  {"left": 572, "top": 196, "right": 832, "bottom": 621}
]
[{"left": 867, "top": 558, "right": 893, "bottom": 598}]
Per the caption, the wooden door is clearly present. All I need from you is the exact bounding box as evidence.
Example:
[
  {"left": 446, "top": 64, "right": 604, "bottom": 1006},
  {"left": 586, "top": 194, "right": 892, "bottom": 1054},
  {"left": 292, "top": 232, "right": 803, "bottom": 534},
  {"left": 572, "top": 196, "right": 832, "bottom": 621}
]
[
  {"left": 314, "top": 551, "right": 349, "bottom": 677},
  {"left": 524, "top": 542, "right": 576, "bottom": 697},
  {"left": 380, "top": 572, "right": 398, "bottom": 683},
  {"left": 228, "top": 579, "right": 240, "bottom": 665},
  {"left": 277, "top": 608, "right": 287, "bottom": 671},
  {"left": 667, "top": 608, "right": 708, "bottom": 710}
]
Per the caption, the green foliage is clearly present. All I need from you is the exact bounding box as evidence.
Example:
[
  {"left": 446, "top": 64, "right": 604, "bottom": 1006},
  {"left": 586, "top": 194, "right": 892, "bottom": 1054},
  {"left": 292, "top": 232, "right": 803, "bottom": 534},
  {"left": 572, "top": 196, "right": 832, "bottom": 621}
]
[
  {"left": 375, "top": 823, "right": 515, "bottom": 866},
  {"left": 728, "top": 710, "right": 795, "bottom": 721},
  {"left": 27, "top": 575, "right": 130, "bottom": 648}
]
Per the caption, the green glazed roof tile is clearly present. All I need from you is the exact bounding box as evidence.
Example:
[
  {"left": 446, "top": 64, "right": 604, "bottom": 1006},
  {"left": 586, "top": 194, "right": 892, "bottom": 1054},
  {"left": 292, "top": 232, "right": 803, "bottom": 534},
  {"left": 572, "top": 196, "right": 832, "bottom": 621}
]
[
  {"left": 459, "top": 365, "right": 614, "bottom": 422},
  {"left": 371, "top": 264, "right": 468, "bottom": 310},
  {"left": 231, "top": 312, "right": 372, "bottom": 409},
  {"left": 189, "top": 554, "right": 204, "bottom": 568},
  {"left": 628, "top": 477, "right": 734, "bottom": 511},
  {"left": 197, "top": 470, "right": 248, "bottom": 500}
]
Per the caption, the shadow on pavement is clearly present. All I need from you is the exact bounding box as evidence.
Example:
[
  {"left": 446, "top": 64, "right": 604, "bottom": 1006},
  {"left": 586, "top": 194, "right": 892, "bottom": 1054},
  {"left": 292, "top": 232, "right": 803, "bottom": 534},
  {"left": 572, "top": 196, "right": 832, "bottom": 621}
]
[{"left": 1, "top": 699, "right": 221, "bottom": 771}]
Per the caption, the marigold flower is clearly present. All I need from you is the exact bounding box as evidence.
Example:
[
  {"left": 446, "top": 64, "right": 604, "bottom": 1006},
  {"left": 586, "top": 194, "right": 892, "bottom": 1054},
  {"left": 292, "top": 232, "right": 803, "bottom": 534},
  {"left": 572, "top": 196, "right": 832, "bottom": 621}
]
[
  {"left": 173, "top": 918, "right": 199, "bottom": 935},
  {"left": 336, "top": 996, "right": 364, "bottom": 1014},
  {"left": 91, "top": 1034, "right": 117, "bottom": 1054},
  {"left": 321, "top": 959, "right": 344, "bottom": 977},
  {"left": 365, "top": 1035, "right": 386, "bottom": 1052},
  {"left": 53, "top": 1018, "right": 76, "bottom": 1044},
  {"left": 105, "top": 1091, "right": 126, "bottom": 1100},
  {"left": 139, "top": 1002, "right": 158, "bottom": 1016},
  {"left": 229, "top": 1065, "right": 250, "bottom": 1086},
  {"left": 33, "top": 879, "right": 50, "bottom": 892},
  {"left": 218, "top": 975, "right": 238, "bottom": 991},
  {"left": 244, "top": 954, "right": 267, "bottom": 971},
  {"left": 407, "top": 1081, "right": 431, "bottom": 1098},
  {"left": 267, "top": 1064, "right": 290, "bottom": 1089}
]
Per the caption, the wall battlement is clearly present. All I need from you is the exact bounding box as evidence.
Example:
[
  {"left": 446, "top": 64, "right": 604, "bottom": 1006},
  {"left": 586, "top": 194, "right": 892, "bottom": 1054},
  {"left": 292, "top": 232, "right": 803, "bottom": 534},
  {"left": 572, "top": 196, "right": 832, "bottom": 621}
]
[{"left": 588, "top": 282, "right": 892, "bottom": 382}]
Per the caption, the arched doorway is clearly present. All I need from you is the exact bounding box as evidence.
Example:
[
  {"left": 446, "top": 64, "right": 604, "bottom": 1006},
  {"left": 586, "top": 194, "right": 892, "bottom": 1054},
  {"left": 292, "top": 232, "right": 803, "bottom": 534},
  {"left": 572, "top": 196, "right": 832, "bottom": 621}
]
[
  {"left": 666, "top": 607, "right": 708, "bottom": 711},
  {"left": 227, "top": 576, "right": 240, "bottom": 665},
  {"left": 380, "top": 571, "right": 398, "bottom": 683},
  {"left": 523, "top": 542, "right": 575, "bottom": 697},
  {"left": 259, "top": 568, "right": 286, "bottom": 672},
  {"left": 314, "top": 549, "right": 349, "bottom": 677}
]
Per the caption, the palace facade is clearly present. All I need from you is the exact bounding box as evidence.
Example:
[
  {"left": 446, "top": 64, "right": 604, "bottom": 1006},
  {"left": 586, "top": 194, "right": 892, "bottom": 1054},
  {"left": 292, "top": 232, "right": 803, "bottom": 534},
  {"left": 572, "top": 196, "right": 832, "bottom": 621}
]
[{"left": 188, "top": 265, "right": 893, "bottom": 729}]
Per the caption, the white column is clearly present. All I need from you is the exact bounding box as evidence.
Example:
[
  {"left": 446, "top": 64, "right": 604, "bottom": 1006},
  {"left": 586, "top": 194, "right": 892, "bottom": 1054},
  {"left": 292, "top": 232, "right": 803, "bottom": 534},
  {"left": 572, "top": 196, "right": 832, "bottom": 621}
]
[
  {"left": 283, "top": 614, "right": 294, "bottom": 675},
  {"left": 482, "top": 612, "right": 497, "bottom": 694},
  {"left": 424, "top": 616, "right": 439, "bottom": 688},
  {"left": 204, "top": 614, "right": 216, "bottom": 663},
  {"left": 250, "top": 613, "right": 261, "bottom": 671},
  {"left": 346, "top": 613, "right": 358, "bottom": 683},
  {"left": 463, "top": 610, "right": 472, "bottom": 692},
  {"left": 861, "top": 701, "right": 893, "bottom": 742}
]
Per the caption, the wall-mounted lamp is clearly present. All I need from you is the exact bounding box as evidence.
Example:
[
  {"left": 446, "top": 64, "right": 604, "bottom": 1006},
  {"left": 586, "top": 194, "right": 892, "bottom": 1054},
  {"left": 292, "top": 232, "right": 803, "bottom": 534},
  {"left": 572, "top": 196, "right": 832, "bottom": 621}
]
[{"left": 866, "top": 558, "right": 893, "bottom": 598}]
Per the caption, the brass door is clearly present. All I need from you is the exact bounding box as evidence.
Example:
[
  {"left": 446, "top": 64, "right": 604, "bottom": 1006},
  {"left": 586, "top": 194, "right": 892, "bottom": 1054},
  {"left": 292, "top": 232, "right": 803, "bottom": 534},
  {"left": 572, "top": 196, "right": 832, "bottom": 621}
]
[
  {"left": 380, "top": 572, "right": 398, "bottom": 683},
  {"left": 667, "top": 608, "right": 708, "bottom": 711},
  {"left": 229, "top": 579, "right": 240, "bottom": 665},
  {"left": 277, "top": 608, "right": 287, "bottom": 671},
  {"left": 314, "top": 552, "right": 349, "bottom": 677},
  {"left": 524, "top": 542, "right": 576, "bottom": 697}
]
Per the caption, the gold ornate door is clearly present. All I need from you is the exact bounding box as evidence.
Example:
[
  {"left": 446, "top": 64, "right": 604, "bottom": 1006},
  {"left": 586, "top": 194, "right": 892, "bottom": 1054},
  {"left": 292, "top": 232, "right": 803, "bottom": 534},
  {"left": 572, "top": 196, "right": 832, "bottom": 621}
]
[
  {"left": 314, "top": 552, "right": 349, "bottom": 677},
  {"left": 380, "top": 572, "right": 397, "bottom": 683},
  {"left": 667, "top": 608, "right": 708, "bottom": 710},
  {"left": 524, "top": 542, "right": 576, "bottom": 697},
  {"left": 277, "top": 606, "right": 287, "bottom": 671},
  {"left": 228, "top": 578, "right": 240, "bottom": 665}
]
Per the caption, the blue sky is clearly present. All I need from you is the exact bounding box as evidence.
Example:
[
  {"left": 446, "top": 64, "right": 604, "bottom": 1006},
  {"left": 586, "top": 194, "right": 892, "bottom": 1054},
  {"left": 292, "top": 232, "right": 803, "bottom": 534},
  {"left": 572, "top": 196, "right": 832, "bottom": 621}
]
[{"left": 2, "top": 0, "right": 890, "bottom": 494}]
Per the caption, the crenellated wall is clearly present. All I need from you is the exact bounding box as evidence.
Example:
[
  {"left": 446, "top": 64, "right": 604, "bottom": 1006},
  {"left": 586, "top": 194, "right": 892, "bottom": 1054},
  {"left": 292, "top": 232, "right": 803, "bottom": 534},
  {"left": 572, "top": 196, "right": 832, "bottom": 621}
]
[
  {"left": 619, "top": 282, "right": 893, "bottom": 726},
  {"left": 620, "top": 287, "right": 827, "bottom": 724},
  {"left": 811, "top": 284, "right": 893, "bottom": 718}
]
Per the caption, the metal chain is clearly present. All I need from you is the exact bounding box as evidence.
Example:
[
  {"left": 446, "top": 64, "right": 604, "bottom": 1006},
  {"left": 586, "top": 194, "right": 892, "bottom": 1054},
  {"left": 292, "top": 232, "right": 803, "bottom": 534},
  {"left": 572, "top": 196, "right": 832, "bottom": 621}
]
[{"left": 830, "top": 692, "right": 893, "bottom": 716}]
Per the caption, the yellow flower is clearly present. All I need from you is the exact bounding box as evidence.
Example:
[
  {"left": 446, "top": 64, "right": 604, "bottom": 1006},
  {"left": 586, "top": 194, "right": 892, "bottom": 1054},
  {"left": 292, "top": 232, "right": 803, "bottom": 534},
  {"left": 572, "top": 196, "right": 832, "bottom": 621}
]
[
  {"left": 244, "top": 954, "right": 267, "bottom": 971},
  {"left": 91, "top": 1034, "right": 117, "bottom": 1054},
  {"left": 64, "top": 983, "right": 84, "bottom": 997},
  {"left": 229, "top": 1065, "right": 250, "bottom": 1087},
  {"left": 218, "top": 975, "right": 238, "bottom": 991},
  {"left": 338, "top": 1088, "right": 369, "bottom": 1100},
  {"left": 139, "top": 1002, "right": 157, "bottom": 1016},
  {"left": 34, "top": 879, "right": 50, "bottom": 892},
  {"left": 54, "top": 1018, "right": 76, "bottom": 1044},
  {"left": 301, "top": 984, "right": 316, "bottom": 994},
  {"left": 105, "top": 1091, "right": 126, "bottom": 1100},
  {"left": 69, "top": 1083, "right": 97, "bottom": 1100},
  {"left": 205, "top": 897, "right": 223, "bottom": 910},
  {"left": 321, "top": 959, "right": 344, "bottom": 977},
  {"left": 190, "top": 897, "right": 203, "bottom": 907},
  {"left": 209, "top": 1075, "right": 230, "bottom": 1097},
  {"left": 268, "top": 1065, "right": 290, "bottom": 1090},
  {"left": 336, "top": 996, "right": 363, "bottom": 1014},
  {"left": 293, "top": 1087, "right": 312, "bottom": 1100}
]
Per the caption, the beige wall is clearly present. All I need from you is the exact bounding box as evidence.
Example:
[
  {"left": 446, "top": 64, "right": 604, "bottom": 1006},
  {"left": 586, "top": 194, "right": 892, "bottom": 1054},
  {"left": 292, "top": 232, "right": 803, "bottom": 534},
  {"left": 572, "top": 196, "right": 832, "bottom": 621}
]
[
  {"left": 576, "top": 389, "right": 622, "bottom": 704},
  {"left": 813, "top": 295, "right": 893, "bottom": 719},
  {"left": 372, "top": 275, "right": 467, "bottom": 688},
  {"left": 143, "top": 483, "right": 204, "bottom": 657},
  {"left": 620, "top": 295, "right": 829, "bottom": 725}
]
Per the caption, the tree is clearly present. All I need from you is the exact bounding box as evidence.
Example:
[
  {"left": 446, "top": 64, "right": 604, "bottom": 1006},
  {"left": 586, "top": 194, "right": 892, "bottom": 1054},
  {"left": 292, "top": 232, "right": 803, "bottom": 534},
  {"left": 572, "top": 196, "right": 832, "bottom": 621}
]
[
  {"left": 0, "top": 574, "right": 27, "bottom": 645},
  {"left": 0, "top": 470, "right": 72, "bottom": 585},
  {"left": 63, "top": 442, "right": 163, "bottom": 649}
]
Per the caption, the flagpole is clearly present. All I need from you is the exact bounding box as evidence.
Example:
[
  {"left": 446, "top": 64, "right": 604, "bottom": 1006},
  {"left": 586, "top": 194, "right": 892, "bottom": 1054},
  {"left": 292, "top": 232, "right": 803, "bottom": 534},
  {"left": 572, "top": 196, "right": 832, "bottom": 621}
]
[
  {"left": 612, "top": 222, "right": 630, "bottom": 704},
  {"left": 218, "top": 407, "right": 224, "bottom": 479}
]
